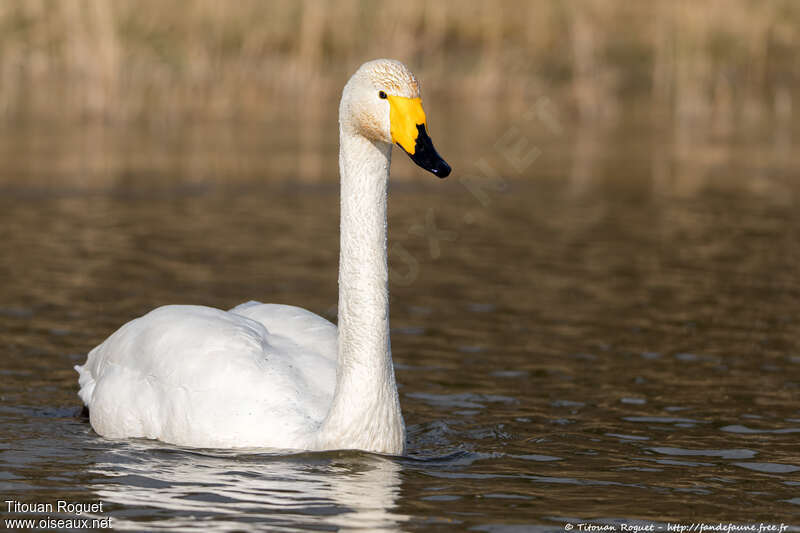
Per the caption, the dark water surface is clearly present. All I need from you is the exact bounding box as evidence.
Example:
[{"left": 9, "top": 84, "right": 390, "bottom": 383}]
[{"left": 1, "top": 117, "right": 799, "bottom": 530}]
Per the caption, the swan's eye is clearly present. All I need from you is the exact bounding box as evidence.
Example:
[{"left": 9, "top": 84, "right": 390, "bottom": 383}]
[{"left": 379, "top": 91, "right": 387, "bottom": 99}]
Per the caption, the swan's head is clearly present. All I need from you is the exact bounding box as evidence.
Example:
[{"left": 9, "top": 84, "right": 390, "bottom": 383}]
[{"left": 341, "top": 59, "right": 451, "bottom": 178}]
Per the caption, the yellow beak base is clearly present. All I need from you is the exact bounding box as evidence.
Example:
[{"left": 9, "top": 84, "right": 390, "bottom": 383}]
[
  {"left": 386, "top": 94, "right": 451, "bottom": 178},
  {"left": 387, "top": 96, "right": 427, "bottom": 155}
]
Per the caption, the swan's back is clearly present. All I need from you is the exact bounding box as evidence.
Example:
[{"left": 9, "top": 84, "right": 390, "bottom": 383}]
[{"left": 76, "top": 303, "right": 337, "bottom": 448}]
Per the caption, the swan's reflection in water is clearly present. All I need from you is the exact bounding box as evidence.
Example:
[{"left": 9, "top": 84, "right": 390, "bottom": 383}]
[{"left": 88, "top": 443, "right": 409, "bottom": 531}]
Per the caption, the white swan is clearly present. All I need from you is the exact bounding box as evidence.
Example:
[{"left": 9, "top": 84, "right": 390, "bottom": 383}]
[{"left": 75, "top": 59, "right": 451, "bottom": 455}]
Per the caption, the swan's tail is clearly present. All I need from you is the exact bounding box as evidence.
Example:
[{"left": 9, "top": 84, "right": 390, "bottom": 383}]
[{"left": 74, "top": 363, "right": 96, "bottom": 407}]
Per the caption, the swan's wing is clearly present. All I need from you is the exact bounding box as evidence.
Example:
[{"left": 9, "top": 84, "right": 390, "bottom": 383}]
[
  {"left": 228, "top": 301, "right": 337, "bottom": 363},
  {"left": 76, "top": 305, "right": 337, "bottom": 449},
  {"left": 227, "top": 302, "right": 339, "bottom": 421}
]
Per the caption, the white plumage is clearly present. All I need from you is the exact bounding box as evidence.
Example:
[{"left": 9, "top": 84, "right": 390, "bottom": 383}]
[
  {"left": 75, "top": 59, "right": 450, "bottom": 454},
  {"left": 77, "top": 303, "right": 337, "bottom": 449}
]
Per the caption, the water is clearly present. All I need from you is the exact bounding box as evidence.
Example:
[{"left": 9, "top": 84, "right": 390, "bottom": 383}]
[{"left": 1, "top": 114, "right": 799, "bottom": 530}]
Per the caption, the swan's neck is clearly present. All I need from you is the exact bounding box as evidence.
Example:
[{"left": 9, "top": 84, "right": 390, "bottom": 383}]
[{"left": 317, "top": 128, "right": 405, "bottom": 454}]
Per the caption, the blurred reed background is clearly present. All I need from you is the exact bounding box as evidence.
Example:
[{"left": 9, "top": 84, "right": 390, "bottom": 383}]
[{"left": 0, "top": 0, "right": 797, "bottom": 185}]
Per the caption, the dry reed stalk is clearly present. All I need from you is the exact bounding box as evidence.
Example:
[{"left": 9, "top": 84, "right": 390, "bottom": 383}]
[{"left": 0, "top": 0, "right": 795, "bottom": 128}]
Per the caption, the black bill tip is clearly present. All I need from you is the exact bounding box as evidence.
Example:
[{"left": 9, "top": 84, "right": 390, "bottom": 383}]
[{"left": 403, "top": 124, "right": 451, "bottom": 179}]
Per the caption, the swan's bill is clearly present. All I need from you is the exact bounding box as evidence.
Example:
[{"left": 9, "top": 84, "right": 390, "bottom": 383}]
[{"left": 387, "top": 95, "right": 452, "bottom": 178}]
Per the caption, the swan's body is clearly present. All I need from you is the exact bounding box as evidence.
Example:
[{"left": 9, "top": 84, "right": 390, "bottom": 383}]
[
  {"left": 75, "top": 59, "right": 450, "bottom": 455},
  {"left": 77, "top": 303, "right": 338, "bottom": 449}
]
